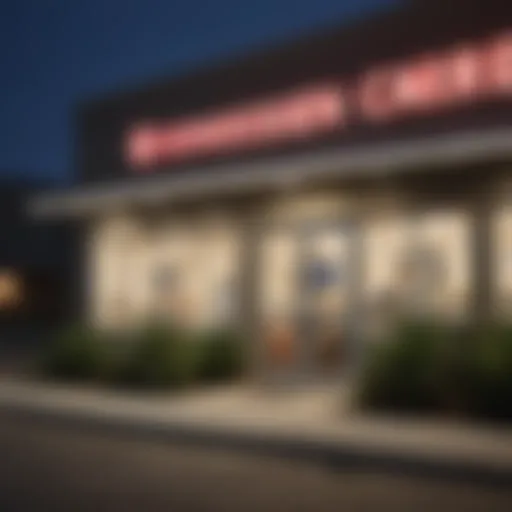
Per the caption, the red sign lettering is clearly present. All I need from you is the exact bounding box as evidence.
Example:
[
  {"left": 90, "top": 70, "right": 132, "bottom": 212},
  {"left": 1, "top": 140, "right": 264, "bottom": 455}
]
[
  {"left": 126, "top": 85, "right": 346, "bottom": 169},
  {"left": 126, "top": 30, "right": 512, "bottom": 171}
]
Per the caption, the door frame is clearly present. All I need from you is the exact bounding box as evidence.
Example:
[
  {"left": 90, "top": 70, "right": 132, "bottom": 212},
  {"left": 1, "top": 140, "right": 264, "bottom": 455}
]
[{"left": 256, "top": 215, "right": 362, "bottom": 384}]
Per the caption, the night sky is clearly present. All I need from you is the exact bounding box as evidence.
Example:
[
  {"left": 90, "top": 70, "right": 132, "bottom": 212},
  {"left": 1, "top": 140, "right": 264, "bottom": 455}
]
[{"left": 0, "top": 0, "right": 396, "bottom": 183}]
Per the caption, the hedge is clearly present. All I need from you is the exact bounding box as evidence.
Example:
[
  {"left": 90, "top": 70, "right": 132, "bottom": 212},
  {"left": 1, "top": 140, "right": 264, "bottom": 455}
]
[
  {"left": 358, "top": 319, "right": 512, "bottom": 422},
  {"left": 40, "top": 322, "right": 245, "bottom": 390}
]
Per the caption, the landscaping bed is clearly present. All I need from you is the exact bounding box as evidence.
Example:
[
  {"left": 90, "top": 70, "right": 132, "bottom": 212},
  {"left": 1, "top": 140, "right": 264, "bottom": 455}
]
[
  {"left": 357, "top": 319, "right": 512, "bottom": 423},
  {"left": 39, "top": 322, "right": 246, "bottom": 390}
]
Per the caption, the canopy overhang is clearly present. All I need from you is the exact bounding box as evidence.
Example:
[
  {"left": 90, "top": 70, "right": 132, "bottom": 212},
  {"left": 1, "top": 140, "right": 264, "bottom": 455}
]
[{"left": 28, "top": 128, "right": 512, "bottom": 219}]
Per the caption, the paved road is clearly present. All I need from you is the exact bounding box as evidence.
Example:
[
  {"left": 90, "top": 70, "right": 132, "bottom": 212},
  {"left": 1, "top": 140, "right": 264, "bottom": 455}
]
[{"left": 0, "top": 412, "right": 510, "bottom": 512}]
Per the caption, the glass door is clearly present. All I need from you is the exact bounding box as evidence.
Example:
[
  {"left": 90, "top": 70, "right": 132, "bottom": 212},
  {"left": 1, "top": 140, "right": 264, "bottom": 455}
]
[
  {"left": 259, "top": 221, "right": 356, "bottom": 381},
  {"left": 299, "top": 223, "right": 355, "bottom": 377}
]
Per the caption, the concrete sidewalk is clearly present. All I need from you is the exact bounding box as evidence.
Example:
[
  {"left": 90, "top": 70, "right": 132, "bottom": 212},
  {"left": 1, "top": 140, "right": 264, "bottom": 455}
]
[{"left": 1, "top": 377, "right": 511, "bottom": 486}]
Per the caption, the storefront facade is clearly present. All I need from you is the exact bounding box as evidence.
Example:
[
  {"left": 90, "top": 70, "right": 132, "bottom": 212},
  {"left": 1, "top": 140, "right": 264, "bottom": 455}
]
[{"left": 32, "top": 0, "right": 512, "bottom": 379}]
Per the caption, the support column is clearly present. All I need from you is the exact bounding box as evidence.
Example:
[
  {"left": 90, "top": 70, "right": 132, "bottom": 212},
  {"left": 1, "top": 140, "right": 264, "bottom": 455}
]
[
  {"left": 237, "top": 205, "right": 266, "bottom": 382},
  {"left": 469, "top": 185, "right": 493, "bottom": 324}
]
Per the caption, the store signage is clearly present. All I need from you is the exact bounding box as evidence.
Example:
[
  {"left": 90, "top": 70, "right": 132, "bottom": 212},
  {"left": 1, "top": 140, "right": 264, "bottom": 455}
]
[
  {"left": 126, "top": 30, "right": 512, "bottom": 170},
  {"left": 126, "top": 85, "right": 346, "bottom": 170}
]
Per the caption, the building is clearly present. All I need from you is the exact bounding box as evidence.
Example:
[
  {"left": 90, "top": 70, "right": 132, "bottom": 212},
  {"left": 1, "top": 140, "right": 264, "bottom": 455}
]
[{"left": 30, "top": 0, "right": 512, "bottom": 380}]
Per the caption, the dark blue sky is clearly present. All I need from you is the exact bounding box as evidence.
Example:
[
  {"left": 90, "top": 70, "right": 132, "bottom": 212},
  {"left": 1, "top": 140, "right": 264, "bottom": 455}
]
[{"left": 0, "top": 0, "right": 396, "bottom": 183}]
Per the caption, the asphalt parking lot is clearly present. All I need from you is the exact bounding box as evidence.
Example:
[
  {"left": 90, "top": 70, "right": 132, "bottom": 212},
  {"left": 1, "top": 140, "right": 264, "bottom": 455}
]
[{"left": 1, "top": 411, "right": 511, "bottom": 512}]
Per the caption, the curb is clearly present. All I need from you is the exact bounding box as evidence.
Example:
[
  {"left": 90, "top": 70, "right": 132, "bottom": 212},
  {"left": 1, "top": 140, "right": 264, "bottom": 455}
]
[{"left": 1, "top": 397, "right": 511, "bottom": 489}]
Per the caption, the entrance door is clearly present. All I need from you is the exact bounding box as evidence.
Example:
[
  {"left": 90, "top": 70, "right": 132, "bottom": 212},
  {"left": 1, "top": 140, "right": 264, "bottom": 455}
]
[
  {"left": 299, "top": 223, "right": 355, "bottom": 377},
  {"left": 259, "top": 221, "right": 356, "bottom": 382}
]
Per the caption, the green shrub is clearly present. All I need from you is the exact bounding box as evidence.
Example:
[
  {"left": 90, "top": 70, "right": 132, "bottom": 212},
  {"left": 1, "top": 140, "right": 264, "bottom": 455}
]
[
  {"left": 196, "top": 328, "right": 245, "bottom": 383},
  {"left": 358, "top": 319, "right": 512, "bottom": 422},
  {"left": 41, "top": 324, "right": 109, "bottom": 381},
  {"left": 114, "top": 323, "right": 198, "bottom": 389},
  {"left": 415, "top": 323, "right": 477, "bottom": 416},
  {"left": 39, "top": 322, "right": 246, "bottom": 390},
  {"left": 358, "top": 319, "right": 451, "bottom": 413},
  {"left": 465, "top": 323, "right": 512, "bottom": 421}
]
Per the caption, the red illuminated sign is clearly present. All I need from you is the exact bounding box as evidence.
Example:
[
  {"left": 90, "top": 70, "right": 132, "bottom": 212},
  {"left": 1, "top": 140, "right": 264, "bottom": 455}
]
[
  {"left": 126, "top": 86, "right": 346, "bottom": 169},
  {"left": 125, "top": 30, "right": 512, "bottom": 171},
  {"left": 359, "top": 32, "right": 512, "bottom": 121}
]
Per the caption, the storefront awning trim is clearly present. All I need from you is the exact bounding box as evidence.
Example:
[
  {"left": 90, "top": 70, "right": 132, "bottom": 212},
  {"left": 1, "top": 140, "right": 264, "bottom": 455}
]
[{"left": 28, "top": 128, "right": 512, "bottom": 218}]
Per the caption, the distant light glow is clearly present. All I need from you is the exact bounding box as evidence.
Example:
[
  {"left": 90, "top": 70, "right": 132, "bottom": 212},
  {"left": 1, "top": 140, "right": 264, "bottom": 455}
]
[{"left": 0, "top": 270, "right": 23, "bottom": 310}]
